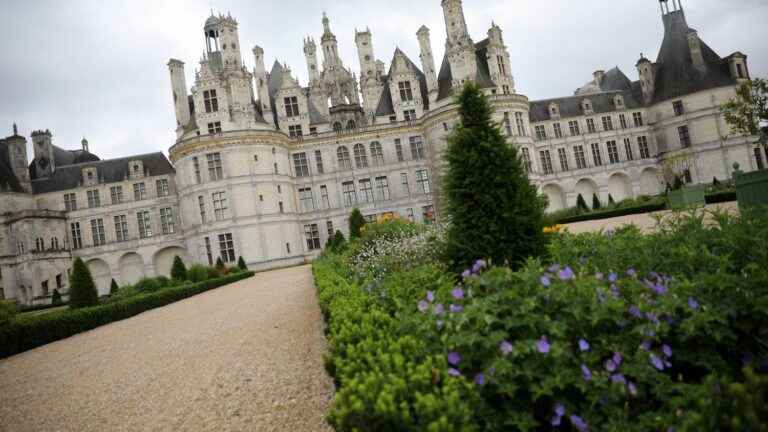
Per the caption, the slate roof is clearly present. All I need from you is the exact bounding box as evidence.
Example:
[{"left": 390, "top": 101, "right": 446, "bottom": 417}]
[
  {"left": 0, "top": 138, "right": 24, "bottom": 193},
  {"left": 374, "top": 48, "right": 430, "bottom": 117},
  {"left": 436, "top": 39, "right": 497, "bottom": 102}
]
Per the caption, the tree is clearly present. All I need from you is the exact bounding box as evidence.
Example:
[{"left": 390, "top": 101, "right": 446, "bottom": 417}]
[
  {"left": 722, "top": 79, "right": 768, "bottom": 141},
  {"left": 51, "top": 289, "right": 63, "bottom": 305},
  {"left": 443, "top": 83, "right": 546, "bottom": 272},
  {"left": 110, "top": 279, "right": 119, "bottom": 295},
  {"left": 237, "top": 256, "right": 248, "bottom": 271},
  {"left": 576, "top": 194, "right": 589, "bottom": 212},
  {"left": 592, "top": 193, "right": 602, "bottom": 210},
  {"left": 68, "top": 257, "right": 99, "bottom": 309},
  {"left": 171, "top": 255, "right": 187, "bottom": 281},
  {"left": 349, "top": 208, "right": 366, "bottom": 239}
]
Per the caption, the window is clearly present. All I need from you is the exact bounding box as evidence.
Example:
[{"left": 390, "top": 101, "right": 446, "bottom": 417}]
[
  {"left": 286, "top": 243, "right": 291, "bottom": 254},
  {"left": 375, "top": 176, "right": 390, "bottom": 201},
  {"left": 410, "top": 136, "right": 425, "bottom": 160},
  {"left": 673, "top": 100, "right": 685, "bottom": 116},
  {"left": 638, "top": 136, "right": 651, "bottom": 159},
  {"left": 558, "top": 148, "right": 569, "bottom": 171},
  {"left": 346, "top": 120, "right": 356, "bottom": 131},
  {"left": 333, "top": 122, "right": 343, "bottom": 132},
  {"left": 568, "top": 120, "right": 580, "bottom": 136},
  {"left": 203, "top": 89, "right": 219, "bottom": 113},
  {"left": 337, "top": 146, "right": 351, "bottom": 170},
  {"left": 299, "top": 187, "right": 315, "bottom": 212},
  {"left": 624, "top": 138, "right": 634, "bottom": 161},
  {"left": 42, "top": 281, "right": 49, "bottom": 296},
  {"left": 586, "top": 118, "right": 596, "bottom": 134},
  {"left": 204, "top": 237, "right": 213, "bottom": 265},
  {"left": 315, "top": 150, "right": 324, "bottom": 174},
  {"left": 602, "top": 116, "right": 614, "bottom": 131},
  {"left": 388, "top": 116, "right": 397, "bottom": 124},
  {"left": 133, "top": 183, "right": 146, "bottom": 201},
  {"left": 309, "top": 127, "right": 318, "bottom": 136},
  {"left": 574, "top": 145, "right": 587, "bottom": 169},
  {"left": 398, "top": 81, "right": 414, "bottom": 101},
  {"left": 304, "top": 224, "right": 321, "bottom": 251},
  {"left": 400, "top": 173, "right": 410, "bottom": 196},
  {"left": 71, "top": 222, "right": 82, "bottom": 250},
  {"left": 359, "top": 179, "right": 374, "bottom": 203},
  {"left": 91, "top": 219, "right": 106, "bottom": 246},
  {"left": 320, "top": 185, "right": 330, "bottom": 209},
  {"left": 114, "top": 215, "right": 128, "bottom": 242},
  {"left": 416, "top": 169, "right": 431, "bottom": 194},
  {"left": 284, "top": 96, "right": 300, "bottom": 117},
  {"left": 521, "top": 148, "right": 532, "bottom": 173},
  {"left": 64, "top": 193, "right": 77, "bottom": 211},
  {"left": 56, "top": 274, "right": 63, "bottom": 289},
  {"left": 193, "top": 157, "right": 201, "bottom": 184},
  {"left": 156, "top": 179, "right": 169, "bottom": 197},
  {"left": 591, "top": 143, "right": 603, "bottom": 166},
  {"left": 633, "top": 112, "right": 644, "bottom": 127},
  {"left": 683, "top": 169, "right": 693, "bottom": 184},
  {"left": 218, "top": 233, "right": 235, "bottom": 263},
  {"left": 198, "top": 196, "right": 207, "bottom": 223},
  {"left": 342, "top": 181, "right": 357, "bottom": 206},
  {"left": 279, "top": 201, "right": 284, "bottom": 213},
  {"left": 207, "top": 122, "right": 222, "bottom": 134},
  {"left": 212, "top": 191, "right": 228, "bottom": 221},
  {"left": 110, "top": 186, "right": 123, "bottom": 204},
  {"left": 583, "top": 100, "right": 592, "bottom": 113},
  {"left": 160, "top": 208, "right": 175, "bottom": 234},
  {"left": 288, "top": 124, "right": 303, "bottom": 138},
  {"left": 553, "top": 123, "right": 563, "bottom": 138},
  {"left": 395, "top": 139, "right": 404, "bottom": 162},
  {"left": 607, "top": 140, "right": 620, "bottom": 164},
  {"left": 293, "top": 152, "right": 310, "bottom": 177},
  {"left": 404, "top": 109, "right": 417, "bottom": 122},
  {"left": 370, "top": 142, "right": 384, "bottom": 166},
  {"left": 274, "top": 162, "right": 279, "bottom": 174},
  {"left": 326, "top": 220, "right": 334, "bottom": 238},
  {"left": 678, "top": 125, "right": 691, "bottom": 148},
  {"left": 535, "top": 125, "right": 547, "bottom": 141},
  {"left": 353, "top": 143, "right": 368, "bottom": 168},
  {"left": 515, "top": 112, "right": 527, "bottom": 136},
  {"left": 207, "top": 153, "right": 223, "bottom": 180},
  {"left": 619, "top": 114, "right": 628, "bottom": 129},
  {"left": 87, "top": 189, "right": 100, "bottom": 208},
  {"left": 737, "top": 63, "right": 745, "bottom": 79},
  {"left": 503, "top": 113, "right": 513, "bottom": 136},
  {"left": 540, "top": 150, "right": 554, "bottom": 175},
  {"left": 497, "top": 55, "right": 507, "bottom": 76},
  {"left": 137, "top": 211, "right": 152, "bottom": 238}
]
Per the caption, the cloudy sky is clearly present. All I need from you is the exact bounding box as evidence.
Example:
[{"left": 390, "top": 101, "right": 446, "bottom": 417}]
[{"left": 1, "top": 0, "right": 766, "bottom": 161}]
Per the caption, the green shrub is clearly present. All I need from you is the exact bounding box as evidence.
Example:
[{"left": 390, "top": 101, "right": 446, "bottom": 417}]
[
  {"left": 68, "top": 257, "right": 99, "bottom": 309},
  {"left": 133, "top": 278, "right": 161, "bottom": 293},
  {"left": 592, "top": 193, "right": 602, "bottom": 210},
  {"left": 51, "top": 289, "right": 62, "bottom": 305},
  {"left": 237, "top": 256, "right": 247, "bottom": 271},
  {"left": 215, "top": 257, "right": 225, "bottom": 272},
  {"left": 608, "top": 194, "right": 616, "bottom": 206},
  {"left": 348, "top": 208, "right": 366, "bottom": 239},
  {"left": 0, "top": 300, "right": 17, "bottom": 326},
  {"left": 187, "top": 264, "right": 209, "bottom": 283},
  {"left": 171, "top": 256, "right": 187, "bottom": 281},
  {"left": 155, "top": 276, "right": 171, "bottom": 288},
  {"left": 207, "top": 266, "right": 221, "bottom": 280},
  {"left": 110, "top": 279, "right": 119, "bottom": 295},
  {"left": 577, "top": 194, "right": 589, "bottom": 212}
]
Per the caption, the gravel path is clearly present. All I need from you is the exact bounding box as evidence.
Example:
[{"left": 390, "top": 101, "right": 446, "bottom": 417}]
[{"left": 0, "top": 265, "right": 334, "bottom": 432}]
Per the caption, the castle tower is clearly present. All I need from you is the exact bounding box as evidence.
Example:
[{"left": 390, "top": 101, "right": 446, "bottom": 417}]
[
  {"left": 321, "top": 13, "right": 342, "bottom": 70},
  {"left": 303, "top": 37, "right": 320, "bottom": 83},
  {"left": 31, "top": 129, "right": 55, "bottom": 179},
  {"left": 485, "top": 22, "right": 515, "bottom": 94},
  {"left": 5, "top": 124, "right": 31, "bottom": 192},
  {"left": 253, "top": 45, "right": 275, "bottom": 125},
  {"left": 167, "top": 59, "right": 191, "bottom": 133},
  {"left": 441, "top": 0, "right": 477, "bottom": 88},
  {"left": 204, "top": 13, "right": 243, "bottom": 70},
  {"left": 356, "top": 29, "right": 383, "bottom": 114},
  {"left": 417, "top": 26, "right": 438, "bottom": 103}
]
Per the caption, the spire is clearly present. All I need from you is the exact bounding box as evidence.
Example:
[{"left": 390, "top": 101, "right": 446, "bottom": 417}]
[
  {"left": 322, "top": 12, "right": 331, "bottom": 34},
  {"left": 12, "top": 123, "right": 18, "bottom": 136}
]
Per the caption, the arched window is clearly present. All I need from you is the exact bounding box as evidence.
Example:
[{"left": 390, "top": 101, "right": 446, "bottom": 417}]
[
  {"left": 370, "top": 141, "right": 384, "bottom": 166},
  {"left": 346, "top": 120, "right": 356, "bottom": 131},
  {"left": 333, "top": 122, "right": 343, "bottom": 133},
  {"left": 337, "top": 146, "right": 351, "bottom": 170},
  {"left": 353, "top": 143, "right": 368, "bottom": 168},
  {"left": 36, "top": 238, "right": 44, "bottom": 252}
]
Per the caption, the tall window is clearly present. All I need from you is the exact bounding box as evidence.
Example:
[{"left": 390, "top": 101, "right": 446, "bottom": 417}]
[
  {"left": 416, "top": 169, "right": 431, "bottom": 194},
  {"left": 337, "top": 146, "right": 351, "bottom": 170},
  {"left": 633, "top": 112, "right": 644, "bottom": 127},
  {"left": 534, "top": 125, "right": 547, "bottom": 141},
  {"left": 673, "top": 100, "right": 685, "bottom": 116},
  {"left": 71, "top": 222, "right": 82, "bottom": 250},
  {"left": 410, "top": 136, "right": 425, "bottom": 160},
  {"left": 375, "top": 176, "right": 390, "bottom": 201},
  {"left": 133, "top": 183, "right": 146, "bottom": 201},
  {"left": 219, "top": 233, "right": 236, "bottom": 263},
  {"left": 342, "top": 181, "right": 357, "bottom": 206},
  {"left": 678, "top": 125, "right": 691, "bottom": 148},
  {"left": 299, "top": 187, "right": 315, "bottom": 212},
  {"left": 558, "top": 148, "right": 569, "bottom": 171},
  {"left": 288, "top": 124, "right": 303, "bottom": 138},
  {"left": 315, "top": 150, "right": 324, "bottom": 174},
  {"left": 521, "top": 148, "right": 532, "bottom": 173},
  {"left": 638, "top": 136, "right": 651, "bottom": 159},
  {"left": 204, "top": 237, "right": 213, "bottom": 265},
  {"left": 207, "top": 153, "right": 223, "bottom": 180},
  {"left": 400, "top": 173, "right": 410, "bottom": 196},
  {"left": 207, "top": 122, "right": 222, "bottom": 134},
  {"left": 160, "top": 208, "right": 175, "bottom": 234},
  {"left": 91, "top": 219, "right": 106, "bottom": 246},
  {"left": 198, "top": 196, "right": 207, "bottom": 223},
  {"left": 398, "top": 81, "right": 414, "bottom": 101},
  {"left": 569, "top": 120, "right": 581, "bottom": 136},
  {"left": 87, "top": 190, "right": 100, "bottom": 208},
  {"left": 619, "top": 114, "right": 628, "bottom": 129},
  {"left": 353, "top": 143, "right": 368, "bottom": 168},
  {"left": 110, "top": 186, "right": 123, "bottom": 204},
  {"left": 503, "top": 113, "right": 513, "bottom": 136},
  {"left": 114, "top": 215, "right": 128, "bottom": 242},
  {"left": 497, "top": 55, "right": 507, "bottom": 76},
  {"left": 602, "top": 116, "right": 614, "bottom": 131},
  {"left": 574, "top": 145, "right": 587, "bottom": 169},
  {"left": 156, "top": 179, "right": 169, "bottom": 197},
  {"left": 293, "top": 152, "right": 310, "bottom": 177},
  {"left": 212, "top": 191, "right": 228, "bottom": 221},
  {"left": 193, "top": 157, "right": 201, "bottom": 184},
  {"left": 137, "top": 211, "right": 152, "bottom": 238},
  {"left": 586, "top": 118, "right": 596, "bottom": 133},
  {"left": 64, "top": 193, "right": 77, "bottom": 211},
  {"left": 624, "top": 138, "right": 634, "bottom": 161},
  {"left": 553, "top": 123, "right": 563, "bottom": 138},
  {"left": 539, "top": 150, "right": 554, "bottom": 175},
  {"left": 607, "top": 140, "right": 620, "bottom": 164},
  {"left": 591, "top": 143, "right": 603, "bottom": 166},
  {"left": 284, "top": 96, "right": 300, "bottom": 117},
  {"left": 359, "top": 179, "right": 374, "bottom": 203},
  {"left": 304, "top": 224, "right": 321, "bottom": 251},
  {"left": 395, "top": 139, "right": 404, "bottom": 162},
  {"left": 203, "top": 89, "right": 219, "bottom": 113},
  {"left": 320, "top": 185, "right": 330, "bottom": 209},
  {"left": 370, "top": 142, "right": 384, "bottom": 166},
  {"left": 326, "top": 220, "right": 334, "bottom": 238},
  {"left": 403, "top": 109, "right": 417, "bottom": 122},
  {"left": 514, "top": 112, "right": 527, "bottom": 136}
]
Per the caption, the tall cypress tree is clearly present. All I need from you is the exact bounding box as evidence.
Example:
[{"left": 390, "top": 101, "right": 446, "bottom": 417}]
[
  {"left": 69, "top": 257, "right": 99, "bottom": 309},
  {"left": 443, "top": 83, "right": 546, "bottom": 271},
  {"left": 348, "top": 209, "right": 366, "bottom": 239},
  {"left": 171, "top": 256, "right": 188, "bottom": 281}
]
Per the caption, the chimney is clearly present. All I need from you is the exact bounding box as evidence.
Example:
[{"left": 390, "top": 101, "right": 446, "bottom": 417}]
[
  {"left": 687, "top": 31, "right": 704, "bottom": 68},
  {"left": 593, "top": 70, "right": 605, "bottom": 87},
  {"left": 82, "top": 138, "right": 90, "bottom": 153}
]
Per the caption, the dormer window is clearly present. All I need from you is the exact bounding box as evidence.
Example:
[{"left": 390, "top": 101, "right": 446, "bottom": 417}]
[
  {"left": 582, "top": 99, "right": 593, "bottom": 114},
  {"left": 129, "top": 160, "right": 144, "bottom": 179},
  {"left": 549, "top": 103, "right": 560, "bottom": 119},
  {"left": 614, "top": 95, "right": 625, "bottom": 109},
  {"left": 398, "top": 81, "right": 414, "bottom": 102},
  {"left": 133, "top": 165, "right": 139, "bottom": 173},
  {"left": 204, "top": 89, "right": 219, "bottom": 113}
]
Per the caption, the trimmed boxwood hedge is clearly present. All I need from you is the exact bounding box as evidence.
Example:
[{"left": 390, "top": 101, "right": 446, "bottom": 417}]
[
  {"left": 555, "top": 201, "right": 668, "bottom": 224},
  {"left": 0, "top": 271, "right": 254, "bottom": 359}
]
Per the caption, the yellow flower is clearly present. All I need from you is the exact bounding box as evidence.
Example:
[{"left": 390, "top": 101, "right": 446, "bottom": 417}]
[{"left": 543, "top": 225, "right": 565, "bottom": 234}]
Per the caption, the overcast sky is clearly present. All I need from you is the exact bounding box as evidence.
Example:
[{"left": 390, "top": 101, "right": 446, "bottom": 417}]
[{"left": 1, "top": 0, "right": 766, "bottom": 161}]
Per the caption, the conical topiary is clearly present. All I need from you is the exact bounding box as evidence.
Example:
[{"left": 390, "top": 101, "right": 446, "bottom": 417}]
[
  {"left": 349, "top": 209, "right": 366, "bottom": 239},
  {"left": 215, "top": 257, "right": 225, "bottom": 271},
  {"left": 110, "top": 279, "right": 119, "bottom": 295},
  {"left": 592, "top": 193, "right": 602, "bottom": 210},
  {"left": 608, "top": 194, "right": 616, "bottom": 206},
  {"left": 237, "top": 256, "right": 247, "bottom": 271},
  {"left": 51, "top": 289, "right": 62, "bottom": 305},
  {"left": 576, "top": 194, "right": 589, "bottom": 212},
  {"left": 68, "top": 257, "right": 99, "bottom": 309},
  {"left": 171, "top": 255, "right": 187, "bottom": 281}
]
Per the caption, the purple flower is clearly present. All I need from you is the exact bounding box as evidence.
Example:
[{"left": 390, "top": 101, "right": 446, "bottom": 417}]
[
  {"left": 434, "top": 304, "right": 445, "bottom": 315},
  {"left": 611, "top": 374, "right": 626, "bottom": 384},
  {"left": 461, "top": 270, "right": 471, "bottom": 279},
  {"left": 646, "top": 312, "right": 659, "bottom": 324},
  {"left": 579, "top": 339, "right": 590, "bottom": 352},
  {"left": 474, "top": 373, "right": 485, "bottom": 386},
  {"left": 628, "top": 381, "right": 638, "bottom": 396},
  {"left": 608, "top": 272, "right": 618, "bottom": 283},
  {"left": 537, "top": 336, "right": 550, "bottom": 354},
  {"left": 426, "top": 291, "right": 435, "bottom": 303},
  {"left": 540, "top": 275, "right": 552, "bottom": 287},
  {"left": 548, "top": 264, "right": 561, "bottom": 273},
  {"left": 613, "top": 352, "right": 623, "bottom": 367},
  {"left": 558, "top": 266, "right": 575, "bottom": 281},
  {"left": 500, "top": 341, "right": 513, "bottom": 355},
  {"left": 418, "top": 300, "right": 429, "bottom": 313},
  {"left": 627, "top": 268, "right": 637, "bottom": 277},
  {"left": 581, "top": 364, "right": 592, "bottom": 381},
  {"left": 662, "top": 344, "right": 673, "bottom": 358},
  {"left": 596, "top": 272, "right": 604, "bottom": 280},
  {"left": 605, "top": 359, "right": 617, "bottom": 373},
  {"left": 472, "top": 259, "right": 487, "bottom": 273},
  {"left": 447, "top": 352, "right": 461, "bottom": 366},
  {"left": 688, "top": 297, "right": 700, "bottom": 311},
  {"left": 555, "top": 403, "right": 566, "bottom": 417},
  {"left": 451, "top": 287, "right": 465, "bottom": 300},
  {"left": 448, "top": 368, "right": 461, "bottom": 377},
  {"left": 639, "top": 341, "right": 652, "bottom": 351},
  {"left": 551, "top": 415, "right": 562, "bottom": 427},
  {"left": 629, "top": 305, "right": 642, "bottom": 318},
  {"left": 652, "top": 283, "right": 668, "bottom": 296},
  {"left": 650, "top": 354, "right": 665, "bottom": 371},
  {"left": 570, "top": 415, "right": 589, "bottom": 432},
  {"left": 611, "top": 284, "right": 621, "bottom": 298},
  {"left": 449, "top": 304, "right": 464, "bottom": 313}
]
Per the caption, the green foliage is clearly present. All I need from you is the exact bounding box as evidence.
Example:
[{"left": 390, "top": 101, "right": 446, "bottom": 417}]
[
  {"left": 134, "top": 278, "right": 161, "bottom": 293},
  {"left": 592, "top": 193, "right": 602, "bottom": 210},
  {"left": 237, "top": 256, "right": 247, "bottom": 271},
  {"left": 442, "top": 83, "right": 546, "bottom": 271},
  {"left": 577, "top": 194, "right": 589, "bottom": 212},
  {"left": 215, "top": 257, "right": 225, "bottom": 271},
  {"left": 722, "top": 78, "right": 768, "bottom": 138},
  {"left": 0, "top": 300, "right": 17, "bottom": 326},
  {"left": 326, "top": 230, "right": 347, "bottom": 253},
  {"left": 68, "top": 257, "right": 99, "bottom": 309},
  {"left": 51, "top": 289, "right": 62, "bottom": 305},
  {"left": 0, "top": 271, "right": 254, "bottom": 359},
  {"left": 348, "top": 208, "right": 366, "bottom": 239},
  {"left": 608, "top": 194, "right": 616, "bottom": 206},
  {"left": 110, "top": 279, "right": 119, "bottom": 295},
  {"left": 187, "top": 264, "right": 209, "bottom": 283},
  {"left": 171, "top": 256, "right": 187, "bottom": 281}
]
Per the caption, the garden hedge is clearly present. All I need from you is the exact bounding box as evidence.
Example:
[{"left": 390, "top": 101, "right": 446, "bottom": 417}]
[
  {"left": 0, "top": 271, "right": 254, "bottom": 359},
  {"left": 554, "top": 201, "right": 668, "bottom": 224}
]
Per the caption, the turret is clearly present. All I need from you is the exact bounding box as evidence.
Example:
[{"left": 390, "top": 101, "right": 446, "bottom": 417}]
[
  {"left": 441, "top": 0, "right": 477, "bottom": 88},
  {"left": 484, "top": 22, "right": 515, "bottom": 94},
  {"left": 303, "top": 37, "right": 320, "bottom": 83},
  {"left": 253, "top": 45, "right": 276, "bottom": 126},
  {"left": 31, "top": 129, "right": 55, "bottom": 179},
  {"left": 356, "top": 28, "right": 383, "bottom": 114},
  {"left": 168, "top": 59, "right": 191, "bottom": 132},
  {"left": 417, "top": 26, "right": 438, "bottom": 103},
  {"left": 636, "top": 55, "right": 656, "bottom": 104},
  {"left": 321, "top": 13, "right": 342, "bottom": 70},
  {"left": 204, "top": 13, "right": 242, "bottom": 71},
  {"left": 5, "top": 124, "right": 31, "bottom": 192}
]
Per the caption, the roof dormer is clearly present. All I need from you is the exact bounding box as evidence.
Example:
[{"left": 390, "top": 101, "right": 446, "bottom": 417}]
[
  {"left": 549, "top": 102, "right": 561, "bottom": 119},
  {"left": 582, "top": 98, "right": 593, "bottom": 115}
]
